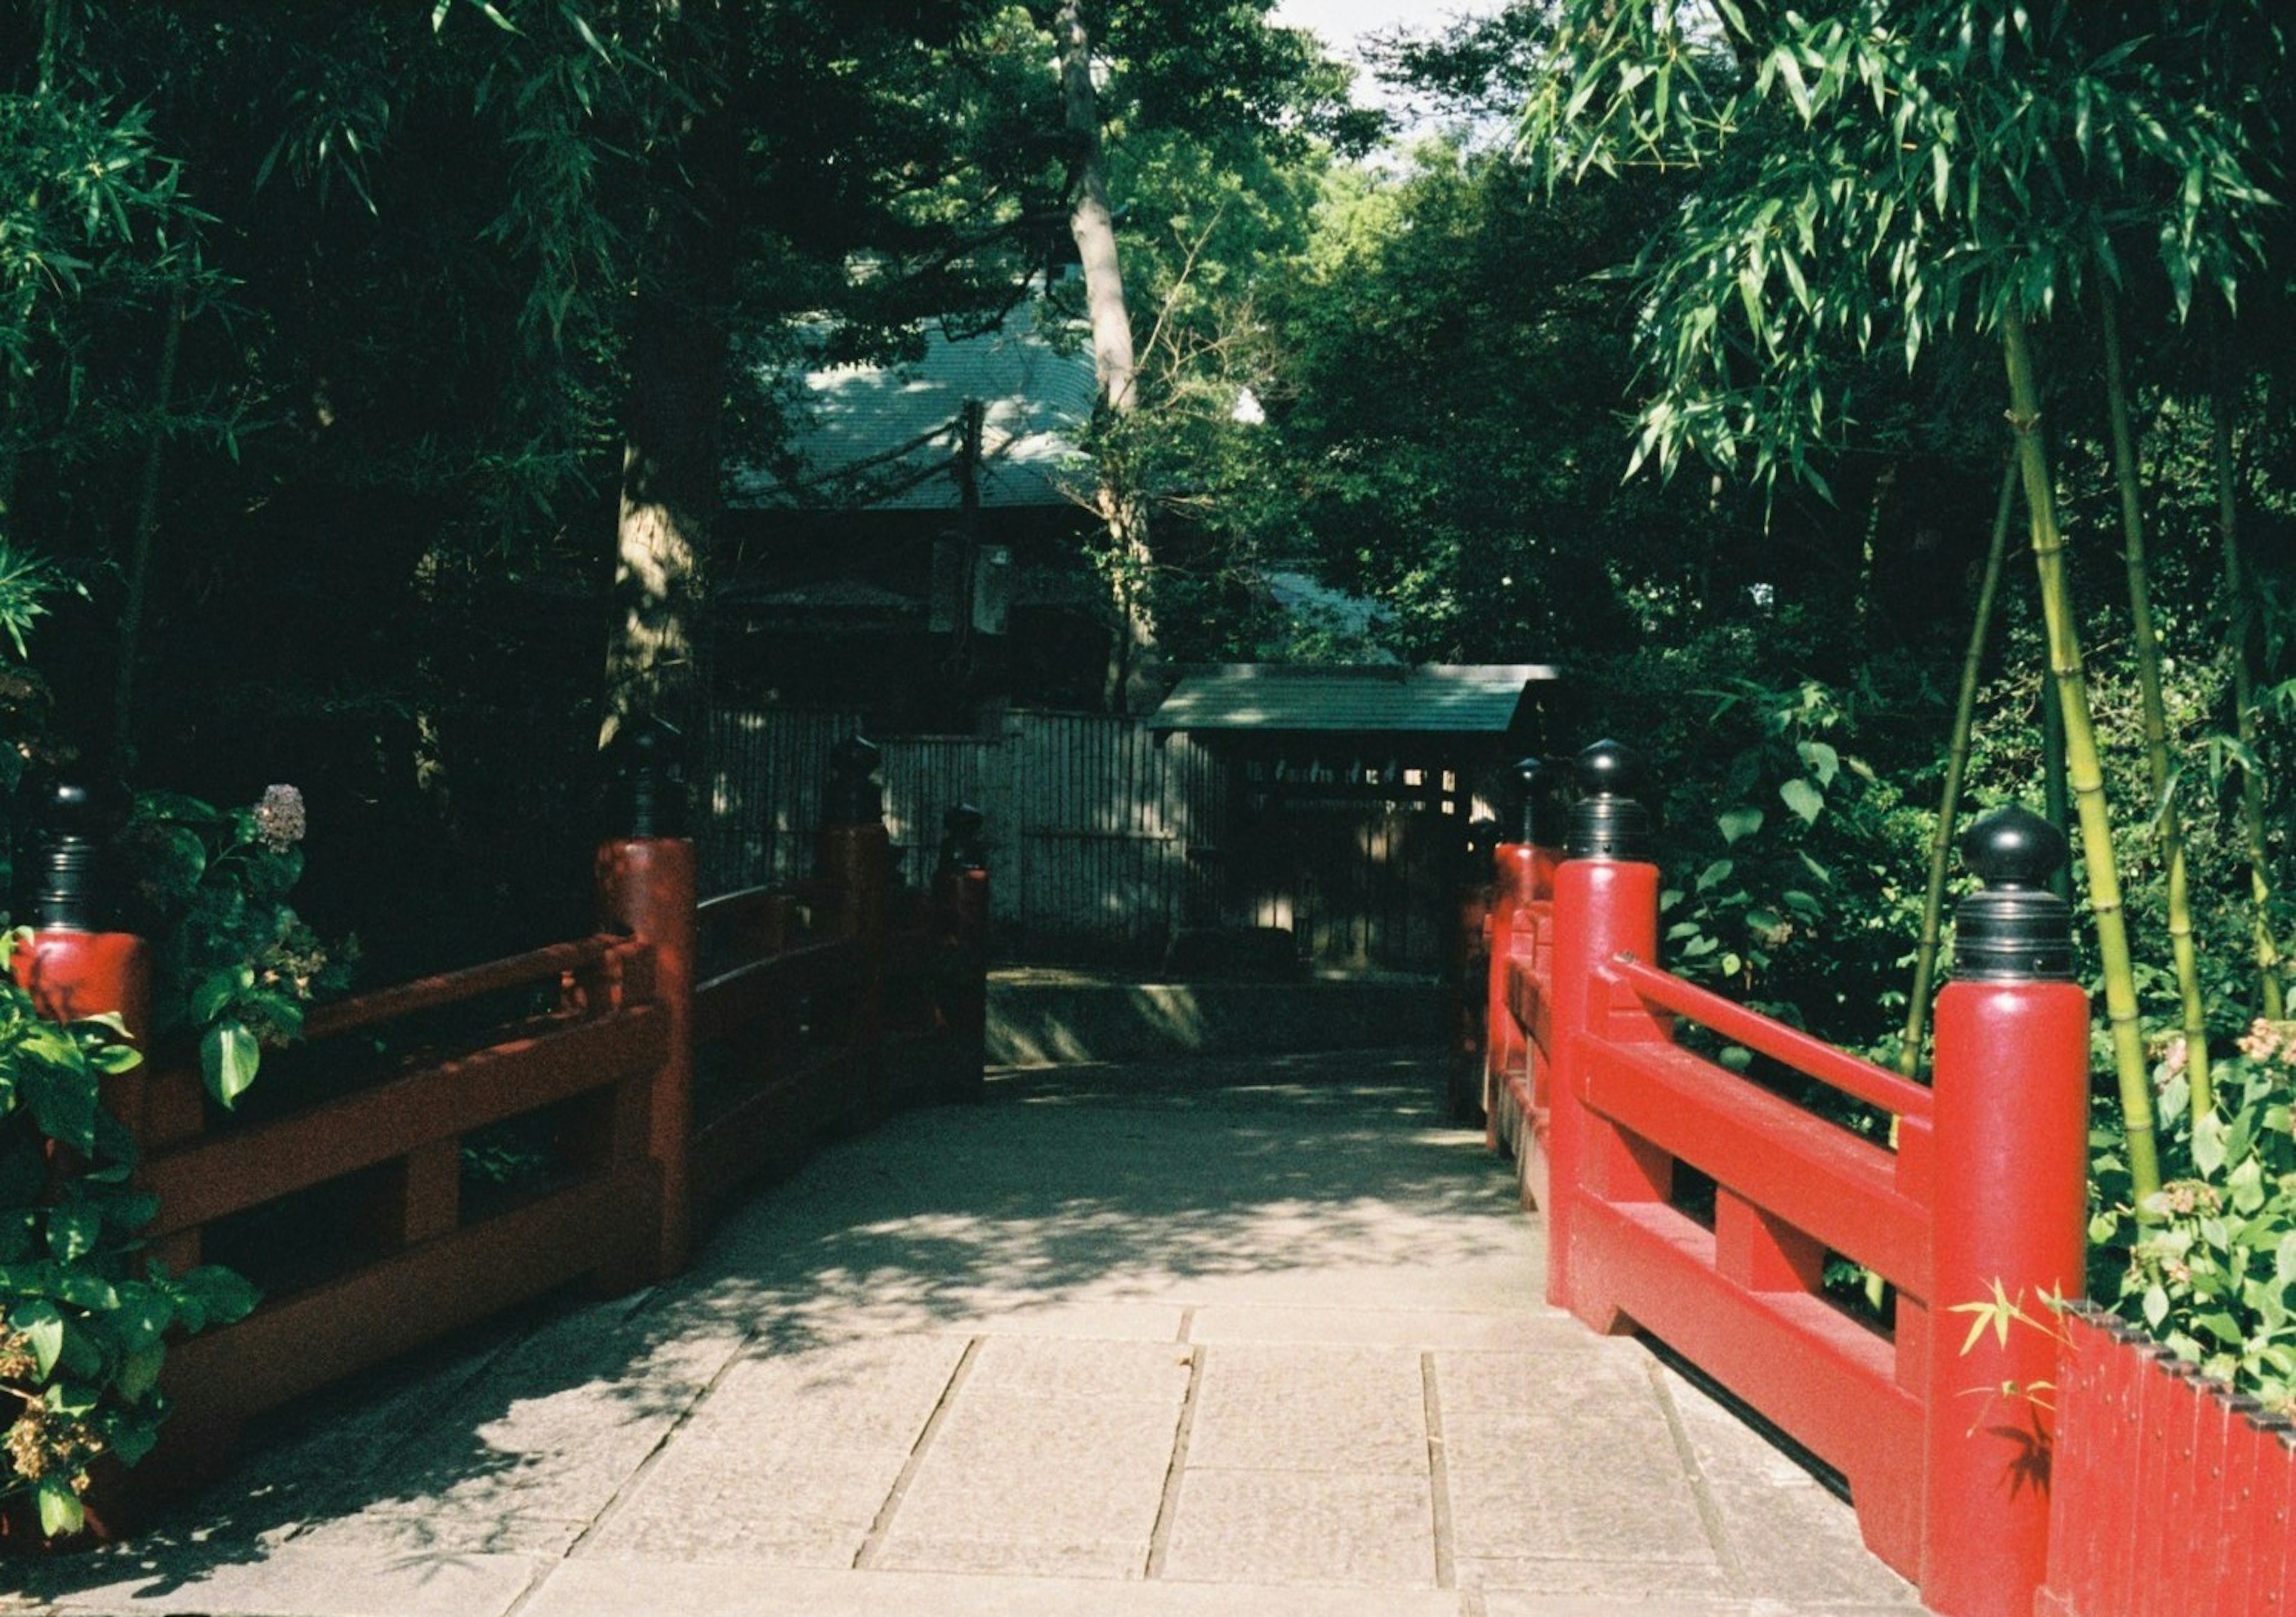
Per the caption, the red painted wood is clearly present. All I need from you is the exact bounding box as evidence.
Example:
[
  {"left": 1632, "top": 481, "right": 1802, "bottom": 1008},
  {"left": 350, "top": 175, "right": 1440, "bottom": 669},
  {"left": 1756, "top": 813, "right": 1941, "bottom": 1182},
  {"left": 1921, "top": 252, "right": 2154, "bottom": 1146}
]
[
  {"left": 1922, "top": 976, "right": 2089, "bottom": 1617},
  {"left": 14, "top": 930, "right": 152, "bottom": 1063},
  {"left": 597, "top": 836, "right": 697, "bottom": 1278},
  {"left": 2097, "top": 1318, "right": 2147, "bottom": 1617},
  {"left": 1543, "top": 855, "right": 1661, "bottom": 1322},
  {"left": 2128, "top": 1349, "right": 2181, "bottom": 1616},
  {"left": 300, "top": 937, "right": 618, "bottom": 1040},
  {"left": 2192, "top": 1370, "right": 2237, "bottom": 1616},
  {"left": 142, "top": 1006, "right": 666, "bottom": 1235},
  {"left": 1483, "top": 843, "right": 1544, "bottom": 1147},
  {"left": 160, "top": 1162, "right": 655, "bottom": 1438},
  {"left": 2262, "top": 1417, "right": 2295, "bottom": 1615},
  {"left": 692, "top": 938, "right": 864, "bottom": 1045},
  {"left": 2144, "top": 1362, "right": 2205, "bottom": 1617},
  {"left": 1714, "top": 1186, "right": 1825, "bottom": 1294},
  {"left": 2215, "top": 1393, "right": 2264, "bottom": 1617},
  {"left": 1570, "top": 1194, "right": 1926, "bottom": 1577},
  {"left": 1582, "top": 1039, "right": 1929, "bottom": 1291},
  {"left": 1606, "top": 955, "right": 1933, "bottom": 1122}
]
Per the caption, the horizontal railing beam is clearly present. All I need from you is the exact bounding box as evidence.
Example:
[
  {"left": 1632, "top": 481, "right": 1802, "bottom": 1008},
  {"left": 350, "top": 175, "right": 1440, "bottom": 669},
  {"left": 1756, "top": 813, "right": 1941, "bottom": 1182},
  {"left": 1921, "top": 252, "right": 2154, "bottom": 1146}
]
[
  {"left": 301, "top": 936, "right": 630, "bottom": 1041},
  {"left": 144, "top": 1006, "right": 667, "bottom": 1235},
  {"left": 1606, "top": 955, "right": 1934, "bottom": 1123},
  {"left": 1573, "top": 1197, "right": 1926, "bottom": 1578},
  {"left": 1583, "top": 1038, "right": 1931, "bottom": 1295}
]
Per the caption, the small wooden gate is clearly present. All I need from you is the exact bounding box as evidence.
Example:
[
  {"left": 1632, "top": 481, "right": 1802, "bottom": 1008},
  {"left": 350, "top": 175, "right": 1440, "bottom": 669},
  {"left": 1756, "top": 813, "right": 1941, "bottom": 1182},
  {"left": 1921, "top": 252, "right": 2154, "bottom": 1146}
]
[{"left": 701, "top": 709, "right": 1227, "bottom": 964}]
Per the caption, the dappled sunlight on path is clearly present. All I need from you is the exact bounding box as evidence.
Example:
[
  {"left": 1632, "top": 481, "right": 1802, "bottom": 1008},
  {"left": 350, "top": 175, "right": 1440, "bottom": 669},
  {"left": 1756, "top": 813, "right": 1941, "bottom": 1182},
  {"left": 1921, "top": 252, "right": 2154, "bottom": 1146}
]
[{"left": 15, "top": 1051, "right": 1918, "bottom": 1617}]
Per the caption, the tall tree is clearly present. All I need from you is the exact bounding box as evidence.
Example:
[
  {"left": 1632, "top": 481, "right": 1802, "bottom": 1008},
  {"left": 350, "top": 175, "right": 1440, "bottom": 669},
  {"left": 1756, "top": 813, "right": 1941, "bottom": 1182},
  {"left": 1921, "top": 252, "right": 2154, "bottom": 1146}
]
[{"left": 1052, "top": 0, "right": 1158, "bottom": 712}]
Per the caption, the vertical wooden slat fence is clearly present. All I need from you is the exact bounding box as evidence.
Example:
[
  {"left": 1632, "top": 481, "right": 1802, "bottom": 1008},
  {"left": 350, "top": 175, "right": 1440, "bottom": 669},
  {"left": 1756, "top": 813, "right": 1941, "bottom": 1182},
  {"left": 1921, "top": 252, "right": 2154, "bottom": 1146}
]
[{"left": 703, "top": 708, "right": 1228, "bottom": 964}]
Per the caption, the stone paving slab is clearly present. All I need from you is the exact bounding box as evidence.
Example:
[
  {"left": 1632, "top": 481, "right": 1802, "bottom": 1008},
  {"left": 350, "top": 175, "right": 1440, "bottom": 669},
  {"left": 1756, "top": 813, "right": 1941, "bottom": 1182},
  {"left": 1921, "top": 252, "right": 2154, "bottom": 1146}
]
[
  {"left": 1186, "top": 1343, "right": 1430, "bottom": 1474},
  {"left": 1189, "top": 1302, "right": 1579, "bottom": 1350},
  {"left": 1158, "top": 1468, "right": 1437, "bottom": 1586},
  {"left": 10, "top": 1050, "right": 1923, "bottom": 1617},
  {"left": 520, "top": 1561, "right": 1467, "bottom": 1616}
]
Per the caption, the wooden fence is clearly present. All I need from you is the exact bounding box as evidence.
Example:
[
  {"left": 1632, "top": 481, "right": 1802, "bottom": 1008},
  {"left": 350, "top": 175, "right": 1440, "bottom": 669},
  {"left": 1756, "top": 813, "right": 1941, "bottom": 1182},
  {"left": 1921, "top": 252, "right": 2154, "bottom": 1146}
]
[
  {"left": 703, "top": 708, "right": 1227, "bottom": 964},
  {"left": 704, "top": 708, "right": 1467, "bottom": 971}
]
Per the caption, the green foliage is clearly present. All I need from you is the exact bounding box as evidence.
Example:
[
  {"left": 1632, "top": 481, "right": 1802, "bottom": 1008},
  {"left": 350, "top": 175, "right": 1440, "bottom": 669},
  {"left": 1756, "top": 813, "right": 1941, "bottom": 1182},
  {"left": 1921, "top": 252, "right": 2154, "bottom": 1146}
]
[
  {"left": 0, "top": 931, "right": 255, "bottom": 1535},
  {"left": 1565, "top": 610, "right": 1936, "bottom": 1044},
  {"left": 115, "top": 787, "right": 350, "bottom": 1109},
  {"left": 1520, "top": 1, "right": 2288, "bottom": 491},
  {"left": 2091, "top": 1022, "right": 2296, "bottom": 1413}
]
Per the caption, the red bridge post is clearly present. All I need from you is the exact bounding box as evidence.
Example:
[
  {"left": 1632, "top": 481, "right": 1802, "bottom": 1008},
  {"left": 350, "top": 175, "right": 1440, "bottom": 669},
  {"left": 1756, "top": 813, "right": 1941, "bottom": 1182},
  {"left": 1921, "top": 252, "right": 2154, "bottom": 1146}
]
[
  {"left": 1544, "top": 741, "right": 1666, "bottom": 1324},
  {"left": 1922, "top": 806, "right": 2090, "bottom": 1617},
  {"left": 594, "top": 728, "right": 698, "bottom": 1282},
  {"left": 1483, "top": 759, "right": 1564, "bottom": 1139},
  {"left": 10, "top": 782, "right": 163, "bottom": 1161}
]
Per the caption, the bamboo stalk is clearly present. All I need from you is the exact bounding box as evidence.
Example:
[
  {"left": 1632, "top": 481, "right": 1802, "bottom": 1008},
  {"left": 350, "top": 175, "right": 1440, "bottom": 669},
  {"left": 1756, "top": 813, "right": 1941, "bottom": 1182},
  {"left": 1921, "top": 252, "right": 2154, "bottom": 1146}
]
[
  {"left": 2210, "top": 345, "right": 2286, "bottom": 1020},
  {"left": 2102, "top": 288, "right": 2210, "bottom": 1109},
  {"left": 2002, "top": 310, "right": 2160, "bottom": 1200},
  {"left": 2041, "top": 674, "right": 2072, "bottom": 901},
  {"left": 113, "top": 285, "right": 185, "bottom": 766},
  {"left": 1897, "top": 457, "right": 2017, "bottom": 1080}
]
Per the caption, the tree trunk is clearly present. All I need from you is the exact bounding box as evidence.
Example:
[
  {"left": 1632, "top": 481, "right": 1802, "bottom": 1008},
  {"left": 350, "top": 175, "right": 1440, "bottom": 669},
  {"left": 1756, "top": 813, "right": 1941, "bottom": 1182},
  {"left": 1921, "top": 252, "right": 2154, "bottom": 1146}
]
[
  {"left": 1054, "top": 0, "right": 1158, "bottom": 714},
  {"left": 2102, "top": 287, "right": 2210, "bottom": 1107},
  {"left": 2002, "top": 310, "right": 2159, "bottom": 1201},
  {"left": 1897, "top": 457, "right": 2015, "bottom": 1079},
  {"left": 598, "top": 4, "right": 737, "bottom": 765},
  {"left": 2210, "top": 344, "right": 2286, "bottom": 1021},
  {"left": 600, "top": 286, "right": 728, "bottom": 756}
]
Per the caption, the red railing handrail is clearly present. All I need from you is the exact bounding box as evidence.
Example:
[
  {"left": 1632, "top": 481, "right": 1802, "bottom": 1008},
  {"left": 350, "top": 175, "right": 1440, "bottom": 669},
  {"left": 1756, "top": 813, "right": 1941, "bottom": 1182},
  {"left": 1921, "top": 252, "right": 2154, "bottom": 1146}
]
[
  {"left": 693, "top": 933, "right": 860, "bottom": 1002},
  {"left": 1602, "top": 953, "right": 1935, "bottom": 1124},
  {"left": 301, "top": 934, "right": 639, "bottom": 1041},
  {"left": 695, "top": 884, "right": 792, "bottom": 923}
]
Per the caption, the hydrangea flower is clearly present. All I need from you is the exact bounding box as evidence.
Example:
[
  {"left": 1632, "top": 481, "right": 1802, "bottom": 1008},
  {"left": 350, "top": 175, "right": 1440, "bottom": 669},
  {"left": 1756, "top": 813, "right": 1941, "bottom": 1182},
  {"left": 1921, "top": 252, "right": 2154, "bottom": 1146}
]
[{"left": 254, "top": 784, "right": 306, "bottom": 852}]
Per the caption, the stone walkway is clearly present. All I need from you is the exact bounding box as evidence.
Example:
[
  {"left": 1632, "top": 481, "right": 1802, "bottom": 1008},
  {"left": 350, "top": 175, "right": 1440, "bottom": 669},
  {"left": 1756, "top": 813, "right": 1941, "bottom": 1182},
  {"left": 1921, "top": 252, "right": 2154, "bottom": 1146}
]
[{"left": 13, "top": 1053, "right": 1922, "bottom": 1616}]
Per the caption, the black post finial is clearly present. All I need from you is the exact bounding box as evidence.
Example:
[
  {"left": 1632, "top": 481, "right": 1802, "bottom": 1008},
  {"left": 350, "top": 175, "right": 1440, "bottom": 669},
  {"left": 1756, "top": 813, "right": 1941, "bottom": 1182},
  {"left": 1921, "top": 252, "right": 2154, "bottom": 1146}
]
[
  {"left": 35, "top": 780, "right": 116, "bottom": 932},
  {"left": 1501, "top": 756, "right": 1570, "bottom": 847},
  {"left": 628, "top": 727, "right": 660, "bottom": 840},
  {"left": 936, "top": 803, "right": 988, "bottom": 876},
  {"left": 618, "top": 718, "right": 684, "bottom": 839},
  {"left": 1952, "top": 805, "right": 2074, "bottom": 981},
  {"left": 1565, "top": 739, "right": 1653, "bottom": 861},
  {"left": 824, "top": 734, "right": 884, "bottom": 826}
]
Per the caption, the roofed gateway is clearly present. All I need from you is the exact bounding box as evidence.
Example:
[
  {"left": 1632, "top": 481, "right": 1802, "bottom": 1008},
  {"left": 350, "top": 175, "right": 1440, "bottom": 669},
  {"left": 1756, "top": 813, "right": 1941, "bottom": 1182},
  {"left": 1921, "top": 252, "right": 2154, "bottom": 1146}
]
[
  {"left": 1146, "top": 662, "right": 1560, "bottom": 735},
  {"left": 1147, "top": 664, "right": 1562, "bottom": 971}
]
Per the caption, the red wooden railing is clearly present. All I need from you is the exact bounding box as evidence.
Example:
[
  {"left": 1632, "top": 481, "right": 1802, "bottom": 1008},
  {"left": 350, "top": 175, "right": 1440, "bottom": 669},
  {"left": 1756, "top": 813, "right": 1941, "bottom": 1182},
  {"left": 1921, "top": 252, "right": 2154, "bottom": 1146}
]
[
  {"left": 15, "top": 754, "right": 988, "bottom": 1512},
  {"left": 1479, "top": 742, "right": 2090, "bottom": 1617}
]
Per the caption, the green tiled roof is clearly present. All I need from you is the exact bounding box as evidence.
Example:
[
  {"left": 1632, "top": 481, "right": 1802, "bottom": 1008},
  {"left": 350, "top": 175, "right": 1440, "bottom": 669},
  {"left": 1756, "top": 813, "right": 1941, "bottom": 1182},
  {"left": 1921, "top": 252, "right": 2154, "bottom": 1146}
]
[{"left": 1146, "top": 664, "right": 1560, "bottom": 734}]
